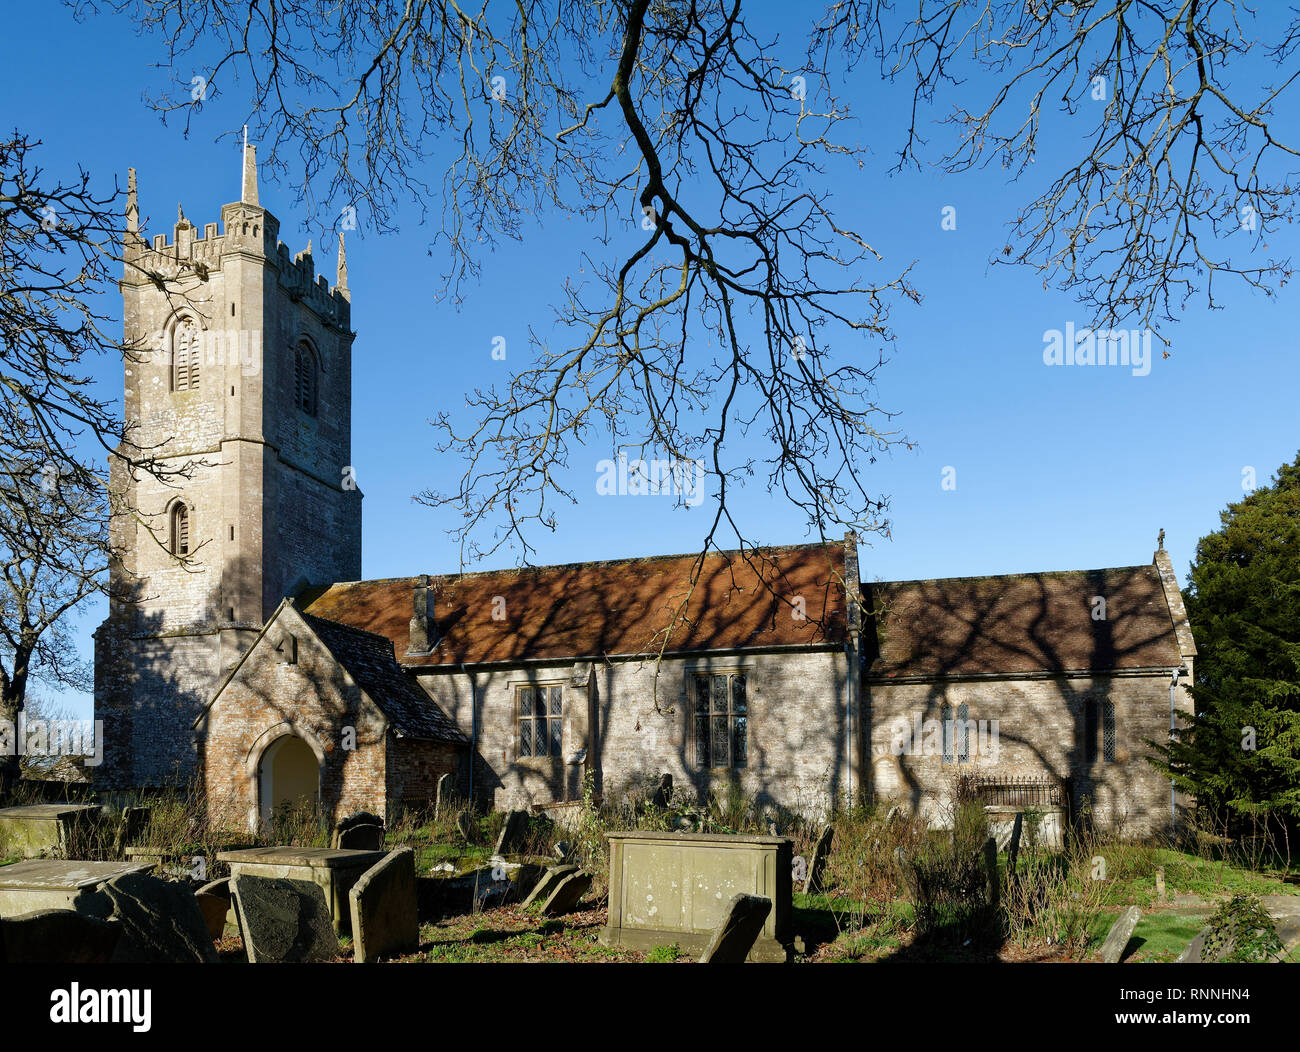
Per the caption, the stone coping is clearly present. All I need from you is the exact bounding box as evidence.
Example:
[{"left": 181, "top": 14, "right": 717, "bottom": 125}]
[
  {"left": 0, "top": 859, "right": 152, "bottom": 891},
  {"left": 217, "top": 846, "right": 387, "bottom": 869},
  {"left": 0, "top": 803, "right": 102, "bottom": 821},
  {"left": 605, "top": 831, "right": 793, "bottom": 847}
]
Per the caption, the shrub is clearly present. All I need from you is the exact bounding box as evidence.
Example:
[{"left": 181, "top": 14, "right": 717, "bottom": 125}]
[
  {"left": 1203, "top": 894, "right": 1285, "bottom": 963},
  {"left": 899, "top": 802, "right": 996, "bottom": 943}
]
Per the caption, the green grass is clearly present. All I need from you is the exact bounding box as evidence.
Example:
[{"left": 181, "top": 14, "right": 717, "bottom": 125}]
[{"left": 1082, "top": 845, "right": 1300, "bottom": 909}]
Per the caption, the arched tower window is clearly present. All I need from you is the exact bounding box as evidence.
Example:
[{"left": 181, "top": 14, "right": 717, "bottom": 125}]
[
  {"left": 173, "top": 318, "right": 200, "bottom": 391},
  {"left": 170, "top": 502, "right": 191, "bottom": 556},
  {"left": 294, "top": 340, "right": 317, "bottom": 416}
]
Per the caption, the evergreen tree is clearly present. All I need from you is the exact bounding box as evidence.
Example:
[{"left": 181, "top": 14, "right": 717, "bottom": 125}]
[{"left": 1155, "top": 455, "right": 1300, "bottom": 835}]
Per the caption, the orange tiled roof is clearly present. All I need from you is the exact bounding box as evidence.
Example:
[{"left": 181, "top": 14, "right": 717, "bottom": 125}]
[{"left": 302, "top": 542, "right": 849, "bottom": 667}]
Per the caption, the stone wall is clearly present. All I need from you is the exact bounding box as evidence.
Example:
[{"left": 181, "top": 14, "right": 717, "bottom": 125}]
[
  {"left": 197, "top": 611, "right": 389, "bottom": 831},
  {"left": 95, "top": 171, "right": 362, "bottom": 791},
  {"left": 417, "top": 646, "right": 854, "bottom": 821},
  {"left": 864, "top": 670, "right": 1185, "bottom": 836}
]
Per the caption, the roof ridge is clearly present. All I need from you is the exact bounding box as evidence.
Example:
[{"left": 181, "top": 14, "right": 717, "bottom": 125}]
[
  {"left": 866, "top": 564, "right": 1155, "bottom": 589},
  {"left": 321, "top": 538, "right": 843, "bottom": 589}
]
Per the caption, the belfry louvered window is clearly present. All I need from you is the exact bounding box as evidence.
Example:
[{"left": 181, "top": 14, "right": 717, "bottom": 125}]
[
  {"left": 170, "top": 503, "right": 190, "bottom": 556},
  {"left": 173, "top": 320, "right": 200, "bottom": 391},
  {"left": 295, "top": 341, "right": 317, "bottom": 416},
  {"left": 693, "top": 673, "right": 748, "bottom": 769},
  {"left": 518, "top": 684, "right": 562, "bottom": 758}
]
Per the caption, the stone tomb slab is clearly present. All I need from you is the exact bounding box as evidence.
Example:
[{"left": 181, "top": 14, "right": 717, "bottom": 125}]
[
  {"left": 0, "top": 804, "right": 102, "bottom": 859},
  {"left": 600, "top": 831, "right": 793, "bottom": 963},
  {"left": 217, "top": 846, "right": 385, "bottom": 936},
  {"left": 0, "top": 859, "right": 153, "bottom": 919}
]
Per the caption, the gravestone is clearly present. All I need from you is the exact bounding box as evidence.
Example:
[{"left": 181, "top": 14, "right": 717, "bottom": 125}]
[
  {"left": 1175, "top": 927, "right": 1215, "bottom": 963},
  {"left": 102, "top": 872, "right": 220, "bottom": 964},
  {"left": 435, "top": 773, "right": 453, "bottom": 817},
  {"left": 195, "top": 878, "right": 232, "bottom": 941},
  {"left": 114, "top": 805, "right": 152, "bottom": 856},
  {"left": 455, "top": 811, "right": 474, "bottom": 844},
  {"left": 522, "top": 864, "right": 578, "bottom": 910},
  {"left": 983, "top": 837, "right": 999, "bottom": 906},
  {"left": 494, "top": 810, "right": 530, "bottom": 855},
  {"left": 1100, "top": 905, "right": 1142, "bottom": 963},
  {"left": 349, "top": 848, "right": 418, "bottom": 963},
  {"left": 333, "top": 812, "right": 385, "bottom": 851},
  {"left": 1155, "top": 867, "right": 1167, "bottom": 902},
  {"left": 539, "top": 870, "right": 592, "bottom": 917},
  {"left": 553, "top": 840, "right": 573, "bottom": 862},
  {"left": 805, "top": 824, "right": 834, "bottom": 895},
  {"left": 1007, "top": 812, "right": 1024, "bottom": 871},
  {"left": 231, "top": 875, "right": 339, "bottom": 963},
  {"left": 651, "top": 774, "right": 673, "bottom": 809},
  {"left": 0, "top": 909, "right": 122, "bottom": 964},
  {"left": 698, "top": 894, "right": 772, "bottom": 963}
]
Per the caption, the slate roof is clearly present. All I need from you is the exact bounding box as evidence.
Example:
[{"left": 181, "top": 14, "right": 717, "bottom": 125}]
[
  {"left": 862, "top": 564, "right": 1183, "bottom": 678},
  {"left": 301, "top": 611, "right": 468, "bottom": 743},
  {"left": 301, "top": 542, "right": 848, "bottom": 667}
]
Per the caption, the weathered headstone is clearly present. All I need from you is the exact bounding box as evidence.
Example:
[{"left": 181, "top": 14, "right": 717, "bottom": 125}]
[
  {"left": 1155, "top": 866, "right": 1166, "bottom": 902},
  {"left": 332, "top": 811, "right": 385, "bottom": 850},
  {"left": 435, "top": 773, "right": 453, "bottom": 817},
  {"left": 983, "top": 837, "right": 999, "bottom": 907},
  {"left": 349, "top": 848, "right": 418, "bottom": 963},
  {"left": 0, "top": 909, "right": 122, "bottom": 964},
  {"left": 114, "top": 805, "right": 152, "bottom": 856},
  {"left": 553, "top": 840, "right": 573, "bottom": 862},
  {"left": 494, "top": 809, "right": 530, "bottom": 855},
  {"left": 651, "top": 774, "right": 673, "bottom": 809},
  {"left": 1175, "top": 927, "right": 1215, "bottom": 963},
  {"left": 231, "top": 875, "right": 339, "bottom": 963},
  {"left": 102, "top": 872, "right": 220, "bottom": 964},
  {"left": 455, "top": 810, "right": 474, "bottom": 843},
  {"left": 805, "top": 824, "right": 834, "bottom": 895},
  {"left": 1100, "top": 905, "right": 1142, "bottom": 963},
  {"left": 522, "top": 864, "right": 578, "bottom": 910},
  {"left": 698, "top": 894, "right": 772, "bottom": 963},
  {"left": 195, "top": 878, "right": 232, "bottom": 941},
  {"left": 539, "top": 870, "right": 592, "bottom": 917}
]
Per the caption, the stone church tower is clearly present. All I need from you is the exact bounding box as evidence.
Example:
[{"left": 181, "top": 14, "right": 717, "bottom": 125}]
[{"left": 94, "top": 143, "right": 362, "bottom": 788}]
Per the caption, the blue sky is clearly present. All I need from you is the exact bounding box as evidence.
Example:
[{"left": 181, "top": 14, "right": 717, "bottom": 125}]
[{"left": 4, "top": 3, "right": 1297, "bottom": 719}]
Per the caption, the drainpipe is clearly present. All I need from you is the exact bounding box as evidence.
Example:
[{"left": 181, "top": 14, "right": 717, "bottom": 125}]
[{"left": 1169, "top": 667, "right": 1180, "bottom": 830}]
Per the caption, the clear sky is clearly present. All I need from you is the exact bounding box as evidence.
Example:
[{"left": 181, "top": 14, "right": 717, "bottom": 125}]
[{"left": 4, "top": 3, "right": 1297, "bottom": 720}]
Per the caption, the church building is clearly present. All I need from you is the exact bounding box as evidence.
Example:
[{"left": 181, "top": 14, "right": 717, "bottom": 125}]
[{"left": 94, "top": 147, "right": 1197, "bottom": 837}]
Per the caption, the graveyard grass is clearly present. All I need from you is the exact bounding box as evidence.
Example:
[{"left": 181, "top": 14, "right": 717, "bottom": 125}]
[{"left": 6, "top": 774, "right": 1299, "bottom": 964}]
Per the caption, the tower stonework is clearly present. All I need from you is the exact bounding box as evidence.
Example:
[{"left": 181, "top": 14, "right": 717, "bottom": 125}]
[{"left": 94, "top": 145, "right": 362, "bottom": 788}]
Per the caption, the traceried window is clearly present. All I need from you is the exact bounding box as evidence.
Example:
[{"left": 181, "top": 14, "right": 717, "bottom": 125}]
[
  {"left": 294, "top": 341, "right": 317, "bottom": 416},
  {"left": 518, "top": 684, "right": 563, "bottom": 758},
  {"left": 941, "top": 703, "right": 954, "bottom": 765},
  {"left": 170, "top": 503, "right": 190, "bottom": 556},
  {"left": 956, "top": 702, "right": 971, "bottom": 764},
  {"left": 693, "top": 673, "right": 747, "bottom": 769},
  {"left": 1084, "top": 699, "right": 1116, "bottom": 764},
  {"left": 173, "top": 319, "right": 200, "bottom": 391}
]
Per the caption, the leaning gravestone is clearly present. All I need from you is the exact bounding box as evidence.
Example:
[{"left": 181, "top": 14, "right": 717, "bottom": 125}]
[
  {"left": 349, "top": 848, "right": 418, "bottom": 963},
  {"left": 539, "top": 871, "right": 592, "bottom": 917},
  {"left": 0, "top": 909, "right": 122, "bottom": 964},
  {"left": 435, "top": 773, "right": 453, "bottom": 817},
  {"left": 1100, "top": 905, "right": 1143, "bottom": 963},
  {"left": 231, "top": 875, "right": 339, "bottom": 963},
  {"left": 455, "top": 810, "right": 474, "bottom": 844},
  {"left": 195, "top": 878, "right": 232, "bottom": 941},
  {"left": 102, "top": 872, "right": 219, "bottom": 964},
  {"left": 698, "top": 894, "right": 772, "bottom": 963},
  {"left": 651, "top": 774, "right": 673, "bottom": 809},
  {"left": 1175, "top": 927, "right": 1217, "bottom": 963},
  {"left": 522, "top": 864, "right": 578, "bottom": 910},
  {"left": 805, "top": 824, "right": 834, "bottom": 895},
  {"left": 983, "top": 837, "right": 1000, "bottom": 907},
  {"left": 494, "top": 810, "right": 530, "bottom": 855}
]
